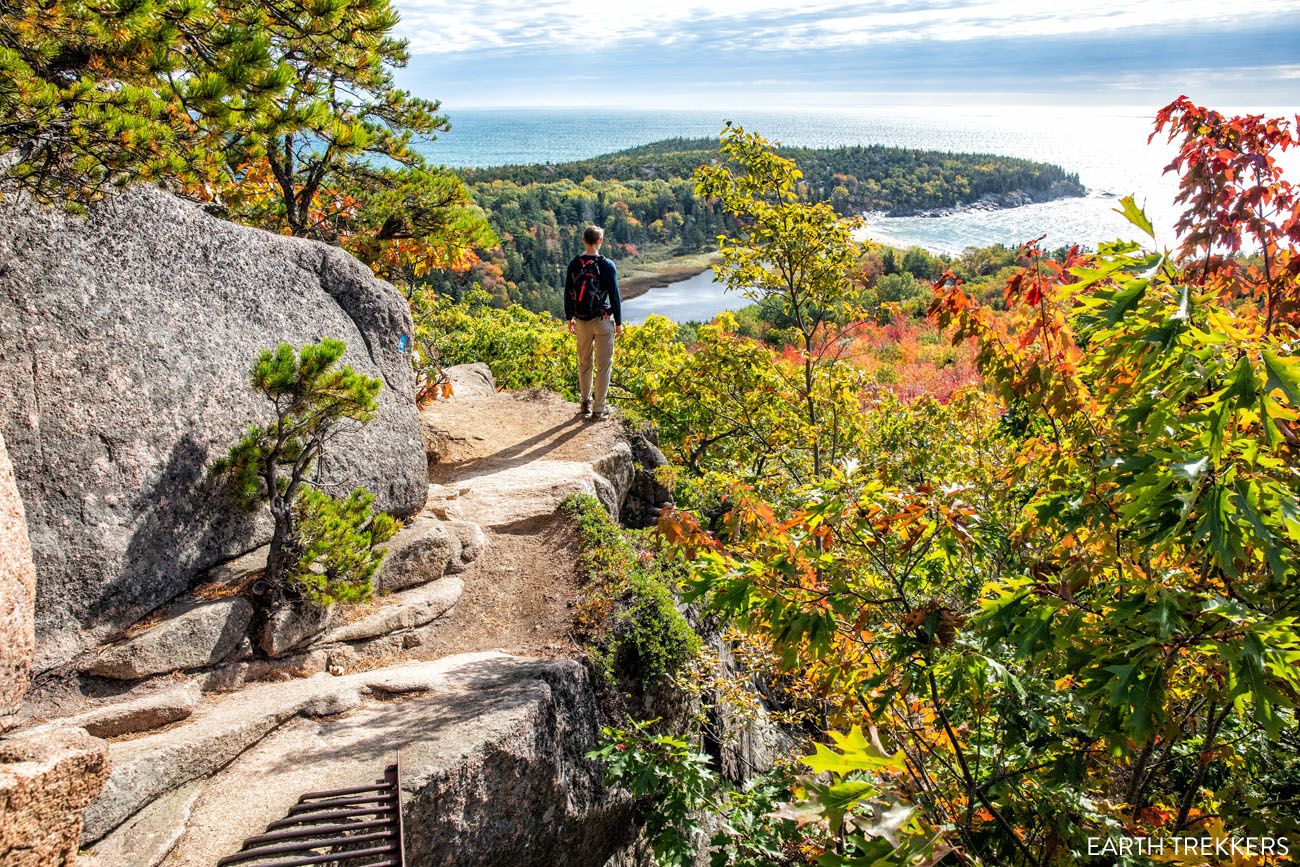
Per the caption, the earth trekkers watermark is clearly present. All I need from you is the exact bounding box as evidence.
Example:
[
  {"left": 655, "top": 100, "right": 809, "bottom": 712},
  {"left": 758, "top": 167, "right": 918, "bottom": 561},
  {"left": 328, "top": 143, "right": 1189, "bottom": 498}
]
[{"left": 1087, "top": 836, "right": 1290, "bottom": 859}]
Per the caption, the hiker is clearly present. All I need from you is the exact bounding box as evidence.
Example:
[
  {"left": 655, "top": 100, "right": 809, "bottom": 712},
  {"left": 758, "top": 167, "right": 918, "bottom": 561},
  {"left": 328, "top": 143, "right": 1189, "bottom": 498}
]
[{"left": 564, "top": 225, "right": 623, "bottom": 420}]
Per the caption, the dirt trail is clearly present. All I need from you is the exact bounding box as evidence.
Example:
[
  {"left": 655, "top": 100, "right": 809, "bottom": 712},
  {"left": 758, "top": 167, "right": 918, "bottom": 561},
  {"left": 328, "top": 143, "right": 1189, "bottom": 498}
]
[
  {"left": 404, "top": 388, "right": 628, "bottom": 661},
  {"left": 423, "top": 388, "right": 623, "bottom": 477}
]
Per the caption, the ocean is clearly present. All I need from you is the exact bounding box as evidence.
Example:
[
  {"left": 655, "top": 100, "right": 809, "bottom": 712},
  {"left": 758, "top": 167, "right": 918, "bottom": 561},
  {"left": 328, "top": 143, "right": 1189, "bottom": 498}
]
[{"left": 414, "top": 104, "right": 1295, "bottom": 255}]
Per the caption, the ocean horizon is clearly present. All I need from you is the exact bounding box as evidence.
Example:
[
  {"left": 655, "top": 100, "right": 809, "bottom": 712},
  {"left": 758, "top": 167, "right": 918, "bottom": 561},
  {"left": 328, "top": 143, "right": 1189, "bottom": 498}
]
[{"left": 417, "top": 104, "right": 1296, "bottom": 255}]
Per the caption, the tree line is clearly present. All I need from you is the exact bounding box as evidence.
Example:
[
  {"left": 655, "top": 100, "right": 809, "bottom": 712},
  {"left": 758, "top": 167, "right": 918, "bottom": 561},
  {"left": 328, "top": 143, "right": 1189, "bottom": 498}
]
[{"left": 422, "top": 138, "right": 1084, "bottom": 314}]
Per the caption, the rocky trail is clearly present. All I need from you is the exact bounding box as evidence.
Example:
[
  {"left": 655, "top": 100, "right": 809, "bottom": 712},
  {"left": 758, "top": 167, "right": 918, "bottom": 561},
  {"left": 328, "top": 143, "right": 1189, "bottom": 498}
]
[
  {"left": 6, "top": 364, "right": 669, "bottom": 867},
  {"left": 0, "top": 186, "right": 683, "bottom": 867}
]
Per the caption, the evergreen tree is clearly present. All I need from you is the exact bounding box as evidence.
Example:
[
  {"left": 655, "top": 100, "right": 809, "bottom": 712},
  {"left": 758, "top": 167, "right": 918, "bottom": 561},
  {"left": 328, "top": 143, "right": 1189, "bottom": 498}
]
[
  {"left": 212, "top": 339, "right": 397, "bottom": 606},
  {"left": 0, "top": 0, "right": 288, "bottom": 203},
  {"left": 0, "top": 0, "right": 493, "bottom": 281},
  {"left": 901, "top": 246, "right": 939, "bottom": 280},
  {"left": 880, "top": 248, "right": 898, "bottom": 274},
  {"left": 213, "top": 0, "right": 497, "bottom": 280}
]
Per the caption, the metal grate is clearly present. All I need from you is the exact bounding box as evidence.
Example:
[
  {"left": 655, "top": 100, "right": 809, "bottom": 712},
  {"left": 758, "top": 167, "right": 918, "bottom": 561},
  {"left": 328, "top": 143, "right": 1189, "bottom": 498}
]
[{"left": 218, "top": 756, "right": 405, "bottom": 867}]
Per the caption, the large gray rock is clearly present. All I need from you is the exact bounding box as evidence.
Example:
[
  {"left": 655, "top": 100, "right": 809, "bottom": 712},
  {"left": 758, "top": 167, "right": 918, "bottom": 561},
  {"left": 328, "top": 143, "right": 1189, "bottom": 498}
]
[
  {"left": 400, "top": 657, "right": 634, "bottom": 866},
  {"left": 86, "top": 597, "right": 253, "bottom": 680},
  {"left": 81, "top": 653, "right": 637, "bottom": 866},
  {"left": 375, "top": 514, "right": 456, "bottom": 592},
  {"left": 0, "top": 431, "right": 35, "bottom": 728},
  {"left": 445, "top": 518, "right": 488, "bottom": 574},
  {"left": 0, "top": 185, "right": 428, "bottom": 672},
  {"left": 257, "top": 602, "right": 333, "bottom": 658},
  {"left": 443, "top": 362, "right": 497, "bottom": 397}
]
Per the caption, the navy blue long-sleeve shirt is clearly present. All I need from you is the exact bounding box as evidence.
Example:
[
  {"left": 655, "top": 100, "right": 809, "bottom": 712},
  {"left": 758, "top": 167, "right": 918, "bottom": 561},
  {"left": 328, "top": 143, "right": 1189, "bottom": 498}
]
[{"left": 563, "top": 254, "right": 622, "bottom": 325}]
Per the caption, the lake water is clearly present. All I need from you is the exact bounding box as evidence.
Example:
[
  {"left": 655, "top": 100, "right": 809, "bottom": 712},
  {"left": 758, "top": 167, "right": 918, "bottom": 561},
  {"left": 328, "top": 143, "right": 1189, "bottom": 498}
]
[{"left": 620, "top": 269, "right": 748, "bottom": 325}]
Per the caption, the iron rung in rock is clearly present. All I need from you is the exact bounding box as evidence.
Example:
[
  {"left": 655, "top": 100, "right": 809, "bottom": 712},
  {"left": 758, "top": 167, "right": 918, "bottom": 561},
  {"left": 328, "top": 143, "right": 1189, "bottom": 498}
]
[{"left": 218, "top": 757, "right": 405, "bottom": 867}]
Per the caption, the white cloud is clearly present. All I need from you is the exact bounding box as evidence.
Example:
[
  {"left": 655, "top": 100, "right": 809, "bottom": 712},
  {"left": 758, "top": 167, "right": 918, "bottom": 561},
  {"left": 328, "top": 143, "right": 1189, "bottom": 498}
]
[{"left": 395, "top": 0, "right": 1300, "bottom": 55}]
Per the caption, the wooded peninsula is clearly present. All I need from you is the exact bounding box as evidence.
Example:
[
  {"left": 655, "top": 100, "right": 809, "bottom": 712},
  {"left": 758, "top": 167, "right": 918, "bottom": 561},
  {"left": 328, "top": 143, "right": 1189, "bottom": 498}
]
[{"left": 426, "top": 138, "right": 1085, "bottom": 312}]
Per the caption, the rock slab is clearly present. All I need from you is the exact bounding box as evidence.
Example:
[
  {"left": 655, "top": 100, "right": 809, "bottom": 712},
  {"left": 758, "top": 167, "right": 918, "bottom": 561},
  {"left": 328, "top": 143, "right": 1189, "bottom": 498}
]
[
  {"left": 0, "top": 726, "right": 110, "bottom": 866},
  {"left": 83, "top": 653, "right": 637, "bottom": 866},
  {"left": 322, "top": 576, "right": 462, "bottom": 644},
  {"left": 61, "top": 682, "right": 203, "bottom": 739},
  {"left": 0, "top": 431, "right": 35, "bottom": 727},
  {"left": 0, "top": 184, "right": 428, "bottom": 672},
  {"left": 87, "top": 597, "right": 253, "bottom": 680},
  {"left": 455, "top": 460, "right": 625, "bottom": 530},
  {"left": 81, "top": 780, "right": 201, "bottom": 867}
]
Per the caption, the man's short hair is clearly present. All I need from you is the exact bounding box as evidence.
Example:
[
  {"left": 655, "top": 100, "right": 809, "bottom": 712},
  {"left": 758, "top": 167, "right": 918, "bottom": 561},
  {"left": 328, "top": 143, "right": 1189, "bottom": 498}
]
[{"left": 582, "top": 226, "right": 604, "bottom": 245}]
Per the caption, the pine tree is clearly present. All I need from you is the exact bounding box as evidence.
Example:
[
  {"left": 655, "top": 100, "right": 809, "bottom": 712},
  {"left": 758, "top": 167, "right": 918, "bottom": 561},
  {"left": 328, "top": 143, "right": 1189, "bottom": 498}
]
[
  {"left": 0, "top": 0, "right": 288, "bottom": 204},
  {"left": 0, "top": 0, "right": 493, "bottom": 281},
  {"left": 212, "top": 339, "right": 397, "bottom": 606},
  {"left": 210, "top": 0, "right": 497, "bottom": 280}
]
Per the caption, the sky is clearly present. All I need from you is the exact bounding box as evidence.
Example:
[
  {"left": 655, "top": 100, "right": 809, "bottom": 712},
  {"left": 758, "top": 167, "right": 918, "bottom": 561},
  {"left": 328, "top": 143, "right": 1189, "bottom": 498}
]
[{"left": 391, "top": 0, "right": 1300, "bottom": 111}]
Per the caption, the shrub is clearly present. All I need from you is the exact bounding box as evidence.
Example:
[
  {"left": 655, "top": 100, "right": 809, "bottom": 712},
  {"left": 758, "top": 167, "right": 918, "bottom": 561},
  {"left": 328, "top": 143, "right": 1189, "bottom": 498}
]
[
  {"left": 290, "top": 487, "right": 398, "bottom": 606},
  {"left": 562, "top": 493, "right": 701, "bottom": 692},
  {"left": 588, "top": 718, "right": 719, "bottom": 867},
  {"left": 410, "top": 288, "right": 575, "bottom": 395},
  {"left": 873, "top": 271, "right": 927, "bottom": 306}
]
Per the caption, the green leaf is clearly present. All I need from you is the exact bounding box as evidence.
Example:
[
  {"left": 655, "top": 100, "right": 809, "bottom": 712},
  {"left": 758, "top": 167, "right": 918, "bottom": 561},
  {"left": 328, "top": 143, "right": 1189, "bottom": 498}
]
[
  {"left": 1103, "top": 279, "right": 1149, "bottom": 325},
  {"left": 1194, "top": 483, "right": 1238, "bottom": 578},
  {"left": 1222, "top": 355, "right": 1259, "bottom": 408},
  {"left": 1114, "top": 195, "right": 1155, "bottom": 238},
  {"left": 818, "top": 780, "right": 876, "bottom": 833},
  {"left": 1234, "top": 480, "right": 1289, "bottom": 583},
  {"left": 982, "top": 656, "right": 1028, "bottom": 701},
  {"left": 802, "top": 726, "right": 903, "bottom": 776},
  {"left": 1144, "top": 593, "right": 1181, "bottom": 639},
  {"left": 1263, "top": 350, "right": 1300, "bottom": 407}
]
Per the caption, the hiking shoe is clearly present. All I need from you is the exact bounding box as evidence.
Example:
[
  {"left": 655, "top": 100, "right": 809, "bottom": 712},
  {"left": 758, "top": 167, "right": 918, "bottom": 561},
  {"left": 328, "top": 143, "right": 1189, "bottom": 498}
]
[
  {"left": 591, "top": 408, "right": 610, "bottom": 421},
  {"left": 579, "top": 400, "right": 591, "bottom": 416}
]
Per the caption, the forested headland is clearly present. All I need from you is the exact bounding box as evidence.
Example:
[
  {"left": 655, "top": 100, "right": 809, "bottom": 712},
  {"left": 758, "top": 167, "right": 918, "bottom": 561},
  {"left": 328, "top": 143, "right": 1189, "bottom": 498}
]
[{"left": 424, "top": 138, "right": 1084, "bottom": 313}]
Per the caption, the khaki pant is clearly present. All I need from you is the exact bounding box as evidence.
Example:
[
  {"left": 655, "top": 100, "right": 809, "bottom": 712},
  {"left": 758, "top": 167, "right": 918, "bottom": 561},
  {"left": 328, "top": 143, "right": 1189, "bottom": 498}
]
[{"left": 574, "top": 316, "right": 615, "bottom": 412}]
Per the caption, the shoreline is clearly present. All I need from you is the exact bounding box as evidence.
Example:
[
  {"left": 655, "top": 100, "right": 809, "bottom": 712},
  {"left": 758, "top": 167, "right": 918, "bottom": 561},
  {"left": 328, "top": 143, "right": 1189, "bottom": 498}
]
[
  {"left": 616, "top": 183, "right": 1089, "bottom": 300},
  {"left": 618, "top": 252, "right": 722, "bottom": 301},
  {"left": 879, "top": 181, "right": 1090, "bottom": 219}
]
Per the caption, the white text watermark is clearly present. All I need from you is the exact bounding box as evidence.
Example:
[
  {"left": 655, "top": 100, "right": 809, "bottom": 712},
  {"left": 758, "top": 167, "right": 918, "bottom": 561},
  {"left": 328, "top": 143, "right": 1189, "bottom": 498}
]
[{"left": 1087, "top": 836, "right": 1290, "bottom": 858}]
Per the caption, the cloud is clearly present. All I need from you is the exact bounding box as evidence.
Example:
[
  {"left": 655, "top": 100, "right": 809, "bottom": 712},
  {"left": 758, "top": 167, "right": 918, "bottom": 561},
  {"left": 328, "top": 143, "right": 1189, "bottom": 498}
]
[
  {"left": 392, "top": 1, "right": 1300, "bottom": 108},
  {"left": 394, "top": 0, "right": 1300, "bottom": 55}
]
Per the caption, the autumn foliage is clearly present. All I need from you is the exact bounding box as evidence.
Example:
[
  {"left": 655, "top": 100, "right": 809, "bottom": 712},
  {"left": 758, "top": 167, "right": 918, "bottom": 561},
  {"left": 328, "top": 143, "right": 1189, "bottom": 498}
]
[{"left": 649, "top": 101, "right": 1300, "bottom": 866}]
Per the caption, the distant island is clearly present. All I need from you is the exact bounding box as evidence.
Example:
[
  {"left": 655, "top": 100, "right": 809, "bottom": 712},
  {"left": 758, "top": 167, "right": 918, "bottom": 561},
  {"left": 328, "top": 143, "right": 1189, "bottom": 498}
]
[{"left": 426, "top": 138, "right": 1085, "bottom": 313}]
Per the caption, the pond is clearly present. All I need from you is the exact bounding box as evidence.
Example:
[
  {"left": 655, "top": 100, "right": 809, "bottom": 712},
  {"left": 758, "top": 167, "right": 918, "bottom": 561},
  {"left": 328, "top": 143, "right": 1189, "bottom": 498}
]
[{"left": 619, "top": 269, "right": 752, "bottom": 325}]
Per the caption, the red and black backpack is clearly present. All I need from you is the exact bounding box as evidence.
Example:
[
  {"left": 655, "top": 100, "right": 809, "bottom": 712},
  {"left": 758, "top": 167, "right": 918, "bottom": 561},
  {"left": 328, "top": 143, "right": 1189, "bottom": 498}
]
[{"left": 568, "top": 255, "right": 608, "bottom": 321}]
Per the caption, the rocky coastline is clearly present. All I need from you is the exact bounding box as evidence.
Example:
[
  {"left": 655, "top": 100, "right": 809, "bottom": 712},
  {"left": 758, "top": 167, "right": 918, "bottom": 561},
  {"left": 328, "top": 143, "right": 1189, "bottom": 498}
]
[{"left": 880, "top": 178, "right": 1089, "bottom": 218}]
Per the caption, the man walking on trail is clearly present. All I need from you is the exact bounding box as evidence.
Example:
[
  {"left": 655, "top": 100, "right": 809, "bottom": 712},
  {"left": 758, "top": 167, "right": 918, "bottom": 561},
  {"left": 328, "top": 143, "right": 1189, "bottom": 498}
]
[{"left": 565, "top": 225, "right": 623, "bottom": 420}]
